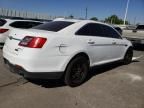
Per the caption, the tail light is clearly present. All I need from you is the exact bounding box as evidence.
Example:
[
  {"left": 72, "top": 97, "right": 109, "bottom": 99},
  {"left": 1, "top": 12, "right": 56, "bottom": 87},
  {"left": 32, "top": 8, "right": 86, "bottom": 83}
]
[
  {"left": 0, "top": 28, "right": 9, "bottom": 33},
  {"left": 19, "top": 36, "right": 47, "bottom": 48}
]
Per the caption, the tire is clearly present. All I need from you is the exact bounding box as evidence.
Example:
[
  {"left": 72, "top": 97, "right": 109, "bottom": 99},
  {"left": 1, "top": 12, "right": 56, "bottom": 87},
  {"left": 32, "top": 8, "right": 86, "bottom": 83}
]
[
  {"left": 123, "top": 48, "right": 133, "bottom": 65},
  {"left": 64, "top": 56, "right": 89, "bottom": 87}
]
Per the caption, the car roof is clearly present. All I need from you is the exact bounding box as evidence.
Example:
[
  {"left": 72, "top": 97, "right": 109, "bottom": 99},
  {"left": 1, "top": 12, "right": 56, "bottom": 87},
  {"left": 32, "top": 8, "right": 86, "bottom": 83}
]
[
  {"left": 53, "top": 18, "right": 109, "bottom": 26},
  {"left": 3, "top": 18, "right": 42, "bottom": 23},
  {"left": 52, "top": 19, "right": 113, "bottom": 34},
  {"left": 53, "top": 18, "right": 82, "bottom": 23}
]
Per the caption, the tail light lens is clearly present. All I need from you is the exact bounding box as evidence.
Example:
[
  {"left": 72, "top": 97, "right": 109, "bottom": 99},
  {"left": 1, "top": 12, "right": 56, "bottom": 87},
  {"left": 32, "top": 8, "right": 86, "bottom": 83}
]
[
  {"left": 0, "top": 28, "right": 9, "bottom": 33},
  {"left": 19, "top": 36, "right": 47, "bottom": 48}
]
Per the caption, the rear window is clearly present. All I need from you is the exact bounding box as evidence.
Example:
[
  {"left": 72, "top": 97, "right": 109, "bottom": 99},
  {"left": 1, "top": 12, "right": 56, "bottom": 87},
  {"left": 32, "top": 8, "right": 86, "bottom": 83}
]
[
  {"left": 0, "top": 19, "right": 7, "bottom": 26},
  {"left": 136, "top": 25, "right": 144, "bottom": 30},
  {"left": 33, "top": 21, "right": 74, "bottom": 32},
  {"left": 9, "top": 21, "right": 42, "bottom": 29}
]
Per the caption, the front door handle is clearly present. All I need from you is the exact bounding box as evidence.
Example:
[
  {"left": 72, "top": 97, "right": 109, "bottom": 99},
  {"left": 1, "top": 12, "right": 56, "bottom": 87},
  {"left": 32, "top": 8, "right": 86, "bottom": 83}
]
[
  {"left": 59, "top": 44, "right": 68, "bottom": 47},
  {"left": 112, "top": 42, "right": 117, "bottom": 45}
]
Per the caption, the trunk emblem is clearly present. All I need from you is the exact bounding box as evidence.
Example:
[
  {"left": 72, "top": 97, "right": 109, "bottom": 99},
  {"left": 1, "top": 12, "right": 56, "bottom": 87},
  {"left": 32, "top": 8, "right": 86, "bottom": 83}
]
[{"left": 9, "top": 36, "right": 13, "bottom": 40}]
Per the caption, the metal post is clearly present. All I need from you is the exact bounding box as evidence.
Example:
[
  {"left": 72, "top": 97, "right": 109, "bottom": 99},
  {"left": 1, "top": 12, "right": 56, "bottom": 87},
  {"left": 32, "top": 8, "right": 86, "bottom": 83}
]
[
  {"left": 124, "top": 0, "right": 130, "bottom": 25},
  {"left": 134, "top": 17, "right": 136, "bottom": 25},
  {"left": 85, "top": 7, "right": 87, "bottom": 19}
]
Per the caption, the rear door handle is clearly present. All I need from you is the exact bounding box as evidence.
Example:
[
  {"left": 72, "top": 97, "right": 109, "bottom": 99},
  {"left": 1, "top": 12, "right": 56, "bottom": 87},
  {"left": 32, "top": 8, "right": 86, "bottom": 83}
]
[{"left": 88, "top": 41, "right": 95, "bottom": 44}]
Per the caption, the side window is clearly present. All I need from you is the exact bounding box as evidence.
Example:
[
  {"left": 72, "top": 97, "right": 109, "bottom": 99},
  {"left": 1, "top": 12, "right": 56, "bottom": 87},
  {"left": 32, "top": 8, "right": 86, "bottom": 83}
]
[
  {"left": 75, "top": 24, "right": 91, "bottom": 36},
  {"left": 0, "top": 19, "right": 7, "bottom": 26},
  {"left": 76, "top": 23, "right": 103, "bottom": 36},
  {"left": 9, "top": 21, "right": 42, "bottom": 29},
  {"left": 89, "top": 24, "right": 103, "bottom": 36},
  {"left": 101, "top": 25, "right": 121, "bottom": 39}
]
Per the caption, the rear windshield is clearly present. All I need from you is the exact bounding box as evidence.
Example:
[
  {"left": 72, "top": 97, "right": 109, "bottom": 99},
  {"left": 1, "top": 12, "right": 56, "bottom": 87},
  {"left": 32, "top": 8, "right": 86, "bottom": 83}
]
[
  {"left": 136, "top": 25, "right": 144, "bottom": 30},
  {"left": 33, "top": 21, "right": 74, "bottom": 32},
  {"left": 9, "top": 21, "right": 42, "bottom": 29},
  {"left": 0, "top": 19, "right": 7, "bottom": 26}
]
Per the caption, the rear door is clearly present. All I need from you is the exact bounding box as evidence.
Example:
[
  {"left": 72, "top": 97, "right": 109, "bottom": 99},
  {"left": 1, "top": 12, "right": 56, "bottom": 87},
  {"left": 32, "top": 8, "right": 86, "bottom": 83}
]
[{"left": 75, "top": 23, "right": 115, "bottom": 66}]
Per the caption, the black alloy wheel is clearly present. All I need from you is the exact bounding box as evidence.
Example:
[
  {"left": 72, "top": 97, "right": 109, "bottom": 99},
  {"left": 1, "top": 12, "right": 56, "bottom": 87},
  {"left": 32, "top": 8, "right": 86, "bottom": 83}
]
[
  {"left": 64, "top": 56, "right": 89, "bottom": 87},
  {"left": 123, "top": 48, "right": 133, "bottom": 64}
]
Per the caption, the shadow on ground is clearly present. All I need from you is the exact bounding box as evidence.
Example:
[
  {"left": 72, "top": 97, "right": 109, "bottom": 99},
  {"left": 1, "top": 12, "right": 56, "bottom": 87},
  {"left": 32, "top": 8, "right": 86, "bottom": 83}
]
[
  {"left": 28, "top": 78, "right": 66, "bottom": 88},
  {"left": 29, "top": 61, "right": 139, "bottom": 88},
  {"left": 85, "top": 62, "right": 125, "bottom": 83}
]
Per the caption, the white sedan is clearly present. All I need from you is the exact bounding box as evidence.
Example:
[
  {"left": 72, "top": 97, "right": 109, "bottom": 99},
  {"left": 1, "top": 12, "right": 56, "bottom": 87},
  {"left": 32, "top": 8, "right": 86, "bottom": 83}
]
[
  {"left": 3, "top": 19, "right": 133, "bottom": 87},
  {"left": 0, "top": 18, "right": 43, "bottom": 47}
]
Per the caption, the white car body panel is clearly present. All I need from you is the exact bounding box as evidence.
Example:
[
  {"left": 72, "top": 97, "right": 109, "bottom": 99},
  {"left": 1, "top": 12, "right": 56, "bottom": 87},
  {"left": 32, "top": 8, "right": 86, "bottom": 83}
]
[{"left": 3, "top": 19, "right": 132, "bottom": 77}]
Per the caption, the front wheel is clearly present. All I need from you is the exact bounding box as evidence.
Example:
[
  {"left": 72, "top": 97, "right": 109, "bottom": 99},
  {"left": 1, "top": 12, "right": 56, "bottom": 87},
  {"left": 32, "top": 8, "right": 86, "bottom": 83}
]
[
  {"left": 64, "top": 56, "right": 89, "bottom": 87},
  {"left": 123, "top": 48, "right": 133, "bottom": 65}
]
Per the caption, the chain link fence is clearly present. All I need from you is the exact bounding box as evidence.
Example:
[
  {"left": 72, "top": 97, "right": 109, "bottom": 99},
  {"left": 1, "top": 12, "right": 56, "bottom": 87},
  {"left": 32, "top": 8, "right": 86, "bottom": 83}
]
[{"left": 0, "top": 8, "right": 57, "bottom": 20}]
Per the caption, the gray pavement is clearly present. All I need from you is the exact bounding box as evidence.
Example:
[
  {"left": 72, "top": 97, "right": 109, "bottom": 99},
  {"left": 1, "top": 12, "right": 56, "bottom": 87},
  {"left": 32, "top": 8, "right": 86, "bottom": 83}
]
[
  {"left": 123, "top": 30, "right": 144, "bottom": 39},
  {"left": 0, "top": 49, "right": 144, "bottom": 108},
  {"left": 0, "top": 50, "right": 22, "bottom": 87}
]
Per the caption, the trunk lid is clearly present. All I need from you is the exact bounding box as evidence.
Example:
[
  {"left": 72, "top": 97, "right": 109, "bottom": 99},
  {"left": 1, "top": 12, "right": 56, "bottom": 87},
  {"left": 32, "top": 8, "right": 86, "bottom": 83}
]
[{"left": 4, "top": 28, "right": 56, "bottom": 55}]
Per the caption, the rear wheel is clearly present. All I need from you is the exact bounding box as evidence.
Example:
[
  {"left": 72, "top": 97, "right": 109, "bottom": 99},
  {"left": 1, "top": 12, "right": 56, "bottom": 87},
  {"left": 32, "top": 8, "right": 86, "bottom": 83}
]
[
  {"left": 123, "top": 48, "right": 133, "bottom": 64},
  {"left": 64, "top": 56, "right": 89, "bottom": 87}
]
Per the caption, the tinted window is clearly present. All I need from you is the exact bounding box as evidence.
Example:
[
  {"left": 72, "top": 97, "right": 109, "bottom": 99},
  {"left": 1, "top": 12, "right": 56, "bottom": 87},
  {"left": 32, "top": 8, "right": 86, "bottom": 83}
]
[
  {"left": 9, "top": 21, "right": 42, "bottom": 29},
  {"left": 114, "top": 27, "right": 122, "bottom": 35},
  {"left": 136, "top": 25, "right": 144, "bottom": 30},
  {"left": 76, "top": 23, "right": 103, "bottom": 36},
  {"left": 0, "top": 19, "right": 7, "bottom": 26},
  {"left": 33, "top": 21, "right": 74, "bottom": 32},
  {"left": 101, "top": 25, "right": 121, "bottom": 39}
]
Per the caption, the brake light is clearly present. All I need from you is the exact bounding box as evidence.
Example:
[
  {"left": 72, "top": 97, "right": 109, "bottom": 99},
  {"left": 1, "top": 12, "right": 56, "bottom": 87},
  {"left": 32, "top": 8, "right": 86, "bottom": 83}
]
[
  {"left": 19, "top": 36, "right": 47, "bottom": 48},
  {"left": 0, "top": 28, "right": 9, "bottom": 33}
]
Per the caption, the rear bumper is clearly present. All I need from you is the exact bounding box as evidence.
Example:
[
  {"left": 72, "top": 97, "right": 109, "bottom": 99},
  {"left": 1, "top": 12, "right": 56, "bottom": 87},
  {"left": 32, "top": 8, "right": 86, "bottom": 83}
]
[
  {"left": 0, "top": 34, "right": 7, "bottom": 44},
  {"left": 3, "top": 45, "right": 70, "bottom": 72},
  {"left": 3, "top": 58, "right": 64, "bottom": 79}
]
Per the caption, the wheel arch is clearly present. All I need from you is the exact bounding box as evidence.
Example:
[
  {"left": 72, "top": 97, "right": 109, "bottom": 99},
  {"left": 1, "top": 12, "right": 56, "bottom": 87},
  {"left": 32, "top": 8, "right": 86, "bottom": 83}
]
[
  {"left": 125, "top": 46, "right": 133, "bottom": 54},
  {"left": 70, "top": 52, "right": 90, "bottom": 63},
  {"left": 123, "top": 46, "right": 133, "bottom": 64},
  {"left": 123, "top": 46, "right": 133, "bottom": 59},
  {"left": 64, "top": 52, "right": 90, "bottom": 72}
]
